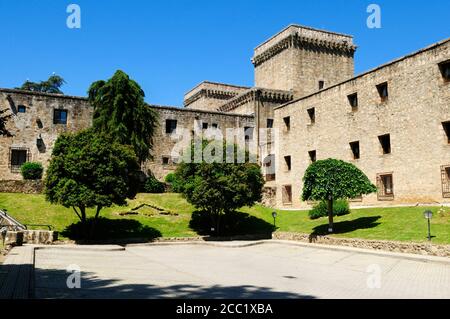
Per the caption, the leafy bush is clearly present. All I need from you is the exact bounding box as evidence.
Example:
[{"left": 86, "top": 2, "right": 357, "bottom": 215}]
[
  {"left": 165, "top": 173, "right": 184, "bottom": 193},
  {"left": 309, "top": 199, "right": 350, "bottom": 220},
  {"left": 144, "top": 174, "right": 165, "bottom": 193},
  {"left": 21, "top": 162, "right": 44, "bottom": 180}
]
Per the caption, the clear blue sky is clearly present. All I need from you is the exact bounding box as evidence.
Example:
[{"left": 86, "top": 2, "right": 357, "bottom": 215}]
[{"left": 1, "top": 0, "right": 449, "bottom": 106}]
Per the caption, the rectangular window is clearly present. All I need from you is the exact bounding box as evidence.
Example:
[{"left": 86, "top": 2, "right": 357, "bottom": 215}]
[
  {"left": 443, "top": 121, "right": 450, "bottom": 144},
  {"left": 283, "top": 116, "right": 290, "bottom": 131},
  {"left": 439, "top": 60, "right": 450, "bottom": 81},
  {"left": 377, "top": 173, "right": 394, "bottom": 200},
  {"left": 18, "top": 105, "right": 26, "bottom": 113},
  {"left": 350, "top": 141, "right": 360, "bottom": 159},
  {"left": 308, "top": 150, "right": 317, "bottom": 163},
  {"left": 348, "top": 93, "right": 358, "bottom": 110},
  {"left": 165, "top": 119, "right": 177, "bottom": 134},
  {"left": 282, "top": 185, "right": 293, "bottom": 205},
  {"left": 307, "top": 108, "right": 315, "bottom": 124},
  {"left": 284, "top": 156, "right": 291, "bottom": 171},
  {"left": 267, "top": 118, "right": 274, "bottom": 128},
  {"left": 212, "top": 123, "right": 218, "bottom": 129},
  {"left": 53, "top": 109, "right": 68, "bottom": 125},
  {"left": 244, "top": 127, "right": 254, "bottom": 140},
  {"left": 378, "top": 134, "right": 391, "bottom": 154},
  {"left": 9, "top": 148, "right": 29, "bottom": 173},
  {"left": 202, "top": 122, "right": 208, "bottom": 130},
  {"left": 162, "top": 156, "right": 170, "bottom": 165},
  {"left": 442, "top": 165, "right": 450, "bottom": 198},
  {"left": 376, "top": 82, "right": 389, "bottom": 102},
  {"left": 319, "top": 81, "right": 325, "bottom": 90}
]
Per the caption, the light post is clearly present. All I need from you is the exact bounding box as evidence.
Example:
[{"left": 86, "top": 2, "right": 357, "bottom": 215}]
[
  {"left": 423, "top": 210, "right": 433, "bottom": 241},
  {"left": 272, "top": 211, "right": 277, "bottom": 228}
]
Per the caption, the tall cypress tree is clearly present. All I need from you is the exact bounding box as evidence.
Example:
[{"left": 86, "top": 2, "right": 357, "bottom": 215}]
[{"left": 88, "top": 70, "right": 158, "bottom": 164}]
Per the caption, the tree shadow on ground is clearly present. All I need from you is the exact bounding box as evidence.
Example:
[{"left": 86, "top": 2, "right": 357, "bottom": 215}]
[
  {"left": 32, "top": 268, "right": 315, "bottom": 299},
  {"left": 61, "top": 217, "right": 161, "bottom": 243},
  {"left": 189, "top": 210, "right": 275, "bottom": 238},
  {"left": 311, "top": 216, "right": 382, "bottom": 237}
]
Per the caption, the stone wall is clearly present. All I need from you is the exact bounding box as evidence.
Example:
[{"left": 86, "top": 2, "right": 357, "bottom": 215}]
[
  {"left": 273, "top": 232, "right": 450, "bottom": 258},
  {"left": 0, "top": 89, "right": 92, "bottom": 181},
  {"left": 184, "top": 81, "right": 250, "bottom": 111},
  {"left": 0, "top": 180, "right": 43, "bottom": 194},
  {"left": 253, "top": 25, "right": 356, "bottom": 98},
  {"left": 274, "top": 39, "right": 450, "bottom": 208},
  {"left": 145, "top": 105, "right": 255, "bottom": 180}
]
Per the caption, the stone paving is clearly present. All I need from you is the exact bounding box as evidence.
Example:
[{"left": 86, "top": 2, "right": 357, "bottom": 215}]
[{"left": 32, "top": 242, "right": 450, "bottom": 299}]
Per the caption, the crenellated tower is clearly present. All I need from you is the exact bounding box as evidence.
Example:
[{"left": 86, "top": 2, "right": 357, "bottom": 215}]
[{"left": 252, "top": 25, "right": 357, "bottom": 98}]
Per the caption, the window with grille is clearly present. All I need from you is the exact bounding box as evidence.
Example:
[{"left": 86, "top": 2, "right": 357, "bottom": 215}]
[
  {"left": 377, "top": 173, "right": 394, "bottom": 200},
  {"left": 9, "top": 148, "right": 30, "bottom": 173},
  {"left": 441, "top": 166, "right": 450, "bottom": 198},
  {"left": 53, "top": 109, "right": 68, "bottom": 125},
  {"left": 267, "top": 118, "right": 274, "bottom": 128}
]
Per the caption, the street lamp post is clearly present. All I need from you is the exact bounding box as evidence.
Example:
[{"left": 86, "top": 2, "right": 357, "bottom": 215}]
[
  {"left": 272, "top": 211, "right": 277, "bottom": 228},
  {"left": 423, "top": 210, "right": 433, "bottom": 241}
]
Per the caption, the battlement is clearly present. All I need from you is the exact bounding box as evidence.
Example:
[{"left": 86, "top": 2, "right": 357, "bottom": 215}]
[
  {"left": 252, "top": 24, "right": 356, "bottom": 67},
  {"left": 184, "top": 81, "right": 250, "bottom": 108}
]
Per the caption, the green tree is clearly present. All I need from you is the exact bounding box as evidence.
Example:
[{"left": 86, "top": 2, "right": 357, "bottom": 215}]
[
  {"left": 21, "top": 162, "right": 44, "bottom": 180},
  {"left": 44, "top": 129, "right": 140, "bottom": 237},
  {"left": 175, "top": 140, "right": 264, "bottom": 235},
  {"left": 302, "top": 158, "right": 377, "bottom": 233},
  {"left": 17, "top": 74, "right": 66, "bottom": 94},
  {"left": 0, "top": 108, "right": 12, "bottom": 136},
  {"left": 88, "top": 70, "right": 158, "bottom": 164}
]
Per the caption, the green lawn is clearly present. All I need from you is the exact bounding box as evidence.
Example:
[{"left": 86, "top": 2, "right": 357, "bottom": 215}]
[{"left": 0, "top": 193, "right": 449, "bottom": 244}]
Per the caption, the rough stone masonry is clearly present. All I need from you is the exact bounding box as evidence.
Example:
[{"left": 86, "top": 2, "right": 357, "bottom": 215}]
[{"left": 0, "top": 24, "right": 449, "bottom": 209}]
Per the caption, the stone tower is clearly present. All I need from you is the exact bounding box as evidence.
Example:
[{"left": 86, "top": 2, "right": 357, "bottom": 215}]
[{"left": 252, "top": 25, "right": 357, "bottom": 97}]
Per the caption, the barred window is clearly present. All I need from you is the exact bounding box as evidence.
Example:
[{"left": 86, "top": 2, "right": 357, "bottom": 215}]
[
  {"left": 9, "top": 147, "right": 30, "bottom": 173},
  {"left": 53, "top": 109, "right": 68, "bottom": 125}
]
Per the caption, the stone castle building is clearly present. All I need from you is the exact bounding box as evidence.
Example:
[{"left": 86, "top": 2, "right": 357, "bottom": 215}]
[{"left": 1, "top": 24, "right": 449, "bottom": 209}]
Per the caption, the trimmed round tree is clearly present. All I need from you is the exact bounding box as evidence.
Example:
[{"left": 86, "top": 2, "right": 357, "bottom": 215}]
[
  {"left": 44, "top": 129, "right": 140, "bottom": 236},
  {"left": 175, "top": 141, "right": 264, "bottom": 235},
  {"left": 302, "top": 158, "right": 377, "bottom": 233}
]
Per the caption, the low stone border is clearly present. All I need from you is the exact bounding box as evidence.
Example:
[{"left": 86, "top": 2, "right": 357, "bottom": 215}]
[
  {"left": 272, "top": 232, "right": 450, "bottom": 258},
  {"left": 0, "top": 180, "right": 43, "bottom": 194}
]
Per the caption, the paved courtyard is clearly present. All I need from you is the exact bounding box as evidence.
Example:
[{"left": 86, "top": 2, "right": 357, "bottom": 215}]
[{"left": 33, "top": 242, "right": 450, "bottom": 299}]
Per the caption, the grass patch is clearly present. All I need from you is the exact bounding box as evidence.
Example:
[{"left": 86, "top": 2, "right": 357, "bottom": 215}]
[{"left": 0, "top": 193, "right": 449, "bottom": 244}]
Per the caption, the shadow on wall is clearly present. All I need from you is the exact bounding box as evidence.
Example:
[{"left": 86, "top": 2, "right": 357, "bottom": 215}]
[
  {"left": 310, "top": 216, "right": 382, "bottom": 237},
  {"left": 32, "top": 268, "right": 316, "bottom": 299},
  {"left": 189, "top": 210, "right": 276, "bottom": 237},
  {"left": 61, "top": 217, "right": 162, "bottom": 243}
]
